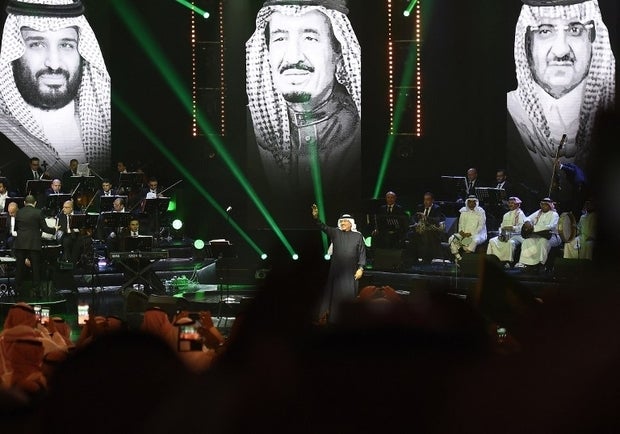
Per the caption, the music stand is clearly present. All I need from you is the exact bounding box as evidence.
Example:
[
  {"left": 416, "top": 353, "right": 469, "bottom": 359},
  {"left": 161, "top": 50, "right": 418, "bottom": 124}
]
[
  {"left": 65, "top": 175, "right": 97, "bottom": 193},
  {"left": 100, "top": 211, "right": 132, "bottom": 230},
  {"left": 207, "top": 240, "right": 237, "bottom": 327},
  {"left": 123, "top": 235, "right": 154, "bottom": 252},
  {"left": 99, "top": 195, "right": 128, "bottom": 212},
  {"left": 3, "top": 197, "right": 24, "bottom": 211},
  {"left": 440, "top": 175, "right": 467, "bottom": 201},
  {"left": 45, "top": 193, "right": 72, "bottom": 215},
  {"left": 25, "top": 179, "right": 51, "bottom": 196},
  {"left": 142, "top": 197, "right": 170, "bottom": 239},
  {"left": 475, "top": 187, "right": 505, "bottom": 205},
  {"left": 118, "top": 172, "right": 144, "bottom": 190}
]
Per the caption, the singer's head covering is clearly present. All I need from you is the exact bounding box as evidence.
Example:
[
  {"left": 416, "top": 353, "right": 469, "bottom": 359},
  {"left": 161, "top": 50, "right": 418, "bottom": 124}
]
[
  {"left": 0, "top": 0, "right": 111, "bottom": 173},
  {"left": 512, "top": 0, "right": 615, "bottom": 162},
  {"left": 508, "top": 196, "right": 523, "bottom": 204},
  {"left": 337, "top": 213, "right": 357, "bottom": 231},
  {"left": 246, "top": 0, "right": 360, "bottom": 169}
]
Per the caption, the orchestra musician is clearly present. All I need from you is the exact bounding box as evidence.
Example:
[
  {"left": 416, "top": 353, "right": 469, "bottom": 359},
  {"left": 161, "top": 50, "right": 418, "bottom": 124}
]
[
  {"left": 515, "top": 197, "right": 561, "bottom": 269},
  {"left": 57, "top": 200, "right": 85, "bottom": 264},
  {"left": 406, "top": 192, "right": 446, "bottom": 264},
  {"left": 486, "top": 196, "right": 527, "bottom": 267}
]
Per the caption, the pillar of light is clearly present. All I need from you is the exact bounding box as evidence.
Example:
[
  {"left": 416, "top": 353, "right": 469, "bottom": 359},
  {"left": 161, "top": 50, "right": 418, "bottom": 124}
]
[
  {"left": 415, "top": 0, "right": 422, "bottom": 137},
  {"left": 176, "top": 0, "right": 209, "bottom": 19}
]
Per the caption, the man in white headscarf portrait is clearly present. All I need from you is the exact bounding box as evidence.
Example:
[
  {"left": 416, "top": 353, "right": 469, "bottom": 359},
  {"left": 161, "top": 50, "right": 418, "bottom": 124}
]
[
  {"left": 0, "top": 0, "right": 110, "bottom": 178},
  {"left": 506, "top": 0, "right": 615, "bottom": 206},
  {"left": 246, "top": 0, "right": 361, "bottom": 224}
]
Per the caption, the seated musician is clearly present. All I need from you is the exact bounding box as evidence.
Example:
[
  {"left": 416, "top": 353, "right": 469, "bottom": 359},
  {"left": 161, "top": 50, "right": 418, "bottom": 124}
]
[
  {"left": 371, "top": 191, "right": 408, "bottom": 249},
  {"left": 116, "top": 217, "right": 165, "bottom": 295},
  {"left": 57, "top": 200, "right": 85, "bottom": 264},
  {"left": 515, "top": 198, "right": 561, "bottom": 269},
  {"left": 448, "top": 195, "right": 487, "bottom": 263},
  {"left": 486, "top": 197, "right": 526, "bottom": 267},
  {"left": 97, "top": 197, "right": 127, "bottom": 246},
  {"left": 564, "top": 199, "right": 596, "bottom": 260},
  {"left": 2, "top": 201, "right": 18, "bottom": 250},
  {"left": 406, "top": 192, "right": 446, "bottom": 263}
]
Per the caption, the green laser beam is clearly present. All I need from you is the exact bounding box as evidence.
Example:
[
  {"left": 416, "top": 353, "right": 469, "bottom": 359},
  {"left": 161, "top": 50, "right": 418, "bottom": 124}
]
[
  {"left": 404, "top": 0, "right": 418, "bottom": 17},
  {"left": 175, "top": 0, "right": 209, "bottom": 18},
  {"left": 373, "top": 42, "right": 418, "bottom": 198},
  {"left": 110, "top": 0, "right": 296, "bottom": 256}
]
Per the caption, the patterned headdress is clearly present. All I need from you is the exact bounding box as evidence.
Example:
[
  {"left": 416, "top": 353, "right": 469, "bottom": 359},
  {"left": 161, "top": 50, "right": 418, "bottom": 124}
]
[
  {"left": 0, "top": 0, "right": 111, "bottom": 173},
  {"left": 246, "top": 0, "right": 361, "bottom": 168},
  {"left": 513, "top": 0, "right": 615, "bottom": 163}
]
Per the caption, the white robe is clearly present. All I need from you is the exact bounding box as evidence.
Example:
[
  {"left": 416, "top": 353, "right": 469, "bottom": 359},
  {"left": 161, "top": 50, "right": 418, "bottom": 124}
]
[
  {"left": 487, "top": 208, "right": 526, "bottom": 262},
  {"left": 564, "top": 212, "right": 596, "bottom": 260},
  {"left": 518, "top": 209, "right": 561, "bottom": 266},
  {"left": 449, "top": 205, "right": 487, "bottom": 254}
]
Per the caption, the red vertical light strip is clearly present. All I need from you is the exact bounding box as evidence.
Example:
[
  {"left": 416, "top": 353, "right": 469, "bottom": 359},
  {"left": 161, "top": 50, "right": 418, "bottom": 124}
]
[
  {"left": 219, "top": 0, "right": 225, "bottom": 136},
  {"left": 191, "top": 3, "right": 197, "bottom": 136}
]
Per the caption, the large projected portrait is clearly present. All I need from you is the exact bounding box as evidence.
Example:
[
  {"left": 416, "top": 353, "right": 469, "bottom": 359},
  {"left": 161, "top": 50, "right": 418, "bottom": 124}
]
[
  {"left": 506, "top": 0, "right": 615, "bottom": 210},
  {"left": 0, "top": 0, "right": 110, "bottom": 180},
  {"left": 246, "top": 0, "right": 361, "bottom": 227}
]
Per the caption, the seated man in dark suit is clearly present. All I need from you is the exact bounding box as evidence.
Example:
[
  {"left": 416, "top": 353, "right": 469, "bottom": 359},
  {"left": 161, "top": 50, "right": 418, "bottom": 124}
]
[
  {"left": 406, "top": 192, "right": 446, "bottom": 263},
  {"left": 57, "top": 200, "right": 86, "bottom": 265},
  {"left": 372, "top": 191, "right": 408, "bottom": 249},
  {"left": 117, "top": 217, "right": 165, "bottom": 295}
]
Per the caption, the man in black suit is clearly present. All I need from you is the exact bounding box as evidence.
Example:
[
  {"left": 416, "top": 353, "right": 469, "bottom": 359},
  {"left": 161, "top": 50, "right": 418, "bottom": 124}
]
[
  {"left": 372, "top": 191, "right": 408, "bottom": 249},
  {"left": 13, "top": 194, "right": 57, "bottom": 299},
  {"left": 20, "top": 157, "right": 49, "bottom": 195},
  {"left": 406, "top": 192, "right": 446, "bottom": 263},
  {"left": 57, "top": 200, "right": 84, "bottom": 264}
]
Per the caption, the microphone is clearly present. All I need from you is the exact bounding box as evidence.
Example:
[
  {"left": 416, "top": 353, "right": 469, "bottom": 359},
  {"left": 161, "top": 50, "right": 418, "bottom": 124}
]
[{"left": 226, "top": 206, "right": 232, "bottom": 213}]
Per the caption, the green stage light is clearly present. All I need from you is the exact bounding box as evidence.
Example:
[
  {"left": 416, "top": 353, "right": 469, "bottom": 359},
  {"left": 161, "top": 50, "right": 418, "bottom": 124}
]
[
  {"left": 324, "top": 254, "right": 331, "bottom": 261},
  {"left": 194, "top": 239, "right": 205, "bottom": 250},
  {"left": 403, "top": 0, "right": 418, "bottom": 17},
  {"left": 261, "top": 253, "right": 268, "bottom": 260},
  {"left": 112, "top": 0, "right": 295, "bottom": 258},
  {"left": 175, "top": 0, "right": 209, "bottom": 19},
  {"left": 292, "top": 254, "right": 299, "bottom": 261},
  {"left": 172, "top": 219, "right": 183, "bottom": 230}
]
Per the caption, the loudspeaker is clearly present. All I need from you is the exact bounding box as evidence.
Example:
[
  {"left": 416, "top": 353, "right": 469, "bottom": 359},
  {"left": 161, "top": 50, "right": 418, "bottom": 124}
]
[
  {"left": 553, "top": 258, "right": 593, "bottom": 278},
  {"left": 372, "top": 248, "right": 403, "bottom": 271}
]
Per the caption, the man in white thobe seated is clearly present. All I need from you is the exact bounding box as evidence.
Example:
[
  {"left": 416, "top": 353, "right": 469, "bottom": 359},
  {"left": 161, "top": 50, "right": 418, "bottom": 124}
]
[
  {"left": 564, "top": 199, "right": 596, "bottom": 260},
  {"left": 516, "top": 197, "right": 561, "bottom": 268},
  {"left": 449, "top": 195, "right": 487, "bottom": 262},
  {"left": 487, "top": 196, "right": 527, "bottom": 266}
]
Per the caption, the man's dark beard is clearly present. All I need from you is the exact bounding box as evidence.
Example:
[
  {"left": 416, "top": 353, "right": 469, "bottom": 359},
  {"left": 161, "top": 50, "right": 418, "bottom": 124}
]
[
  {"left": 282, "top": 91, "right": 311, "bottom": 103},
  {"left": 12, "top": 60, "right": 82, "bottom": 110}
]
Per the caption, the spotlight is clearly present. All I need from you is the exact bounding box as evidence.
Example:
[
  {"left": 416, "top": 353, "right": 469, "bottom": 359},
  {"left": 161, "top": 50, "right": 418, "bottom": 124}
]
[
  {"left": 194, "top": 239, "right": 205, "bottom": 250},
  {"left": 403, "top": 10, "right": 410, "bottom": 17},
  {"left": 203, "top": 11, "right": 210, "bottom": 19},
  {"left": 260, "top": 253, "right": 268, "bottom": 260},
  {"left": 323, "top": 254, "right": 331, "bottom": 261},
  {"left": 292, "top": 254, "right": 299, "bottom": 261},
  {"left": 172, "top": 219, "right": 183, "bottom": 230}
]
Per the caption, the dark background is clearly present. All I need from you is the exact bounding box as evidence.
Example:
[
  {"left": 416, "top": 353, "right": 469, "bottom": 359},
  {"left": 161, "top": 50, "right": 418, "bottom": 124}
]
[{"left": 3, "top": 0, "right": 617, "bottom": 260}]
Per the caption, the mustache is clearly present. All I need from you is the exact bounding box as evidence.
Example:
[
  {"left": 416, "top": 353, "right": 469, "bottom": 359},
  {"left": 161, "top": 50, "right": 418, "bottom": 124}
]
[
  {"left": 279, "top": 61, "right": 314, "bottom": 74},
  {"left": 548, "top": 53, "right": 576, "bottom": 64},
  {"left": 35, "top": 68, "right": 70, "bottom": 80}
]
